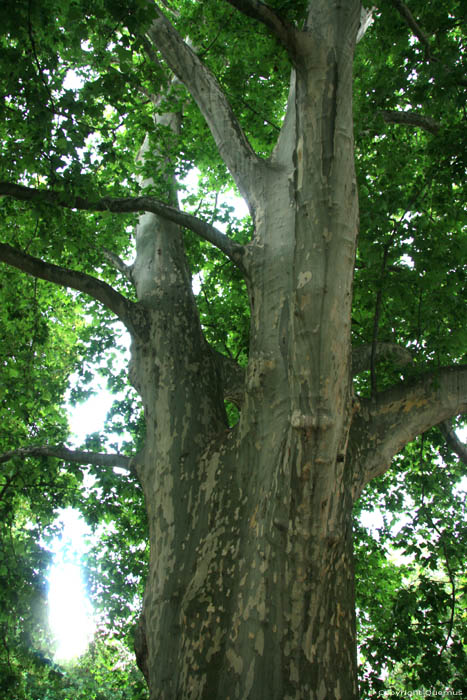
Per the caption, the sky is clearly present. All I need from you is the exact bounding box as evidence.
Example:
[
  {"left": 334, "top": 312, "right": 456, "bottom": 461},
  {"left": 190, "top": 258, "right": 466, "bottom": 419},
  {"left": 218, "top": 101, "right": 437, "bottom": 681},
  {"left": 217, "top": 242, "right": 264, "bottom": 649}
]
[
  {"left": 48, "top": 389, "right": 111, "bottom": 661},
  {"left": 48, "top": 508, "right": 95, "bottom": 660}
]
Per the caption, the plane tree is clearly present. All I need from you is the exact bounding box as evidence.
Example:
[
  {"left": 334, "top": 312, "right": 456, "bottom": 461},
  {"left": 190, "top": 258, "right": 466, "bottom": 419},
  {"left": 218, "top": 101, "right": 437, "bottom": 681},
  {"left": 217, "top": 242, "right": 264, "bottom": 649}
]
[{"left": 0, "top": 0, "right": 466, "bottom": 698}]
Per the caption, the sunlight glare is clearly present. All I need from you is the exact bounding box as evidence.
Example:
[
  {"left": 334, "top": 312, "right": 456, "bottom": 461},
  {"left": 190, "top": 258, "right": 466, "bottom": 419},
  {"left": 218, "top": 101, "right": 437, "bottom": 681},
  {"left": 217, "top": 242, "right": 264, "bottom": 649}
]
[{"left": 48, "top": 509, "right": 95, "bottom": 661}]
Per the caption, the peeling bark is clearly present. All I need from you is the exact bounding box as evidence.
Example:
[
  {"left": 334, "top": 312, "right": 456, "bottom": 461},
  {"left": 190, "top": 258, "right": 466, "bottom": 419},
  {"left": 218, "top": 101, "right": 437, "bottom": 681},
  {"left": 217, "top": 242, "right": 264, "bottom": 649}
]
[
  {"left": 136, "top": 3, "right": 364, "bottom": 697},
  {"left": 1, "top": 2, "right": 465, "bottom": 698}
]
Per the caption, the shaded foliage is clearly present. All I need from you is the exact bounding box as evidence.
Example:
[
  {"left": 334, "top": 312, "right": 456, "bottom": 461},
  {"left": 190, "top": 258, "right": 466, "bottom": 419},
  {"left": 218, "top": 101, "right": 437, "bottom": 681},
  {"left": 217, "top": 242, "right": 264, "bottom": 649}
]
[{"left": 0, "top": 0, "right": 465, "bottom": 695}]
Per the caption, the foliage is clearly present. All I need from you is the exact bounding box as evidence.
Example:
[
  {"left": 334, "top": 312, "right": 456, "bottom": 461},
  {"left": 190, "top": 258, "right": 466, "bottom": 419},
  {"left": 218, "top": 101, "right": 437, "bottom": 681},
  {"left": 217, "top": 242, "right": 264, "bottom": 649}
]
[
  {"left": 2, "top": 632, "right": 147, "bottom": 700},
  {"left": 0, "top": 0, "right": 465, "bottom": 696},
  {"left": 355, "top": 433, "right": 467, "bottom": 695}
]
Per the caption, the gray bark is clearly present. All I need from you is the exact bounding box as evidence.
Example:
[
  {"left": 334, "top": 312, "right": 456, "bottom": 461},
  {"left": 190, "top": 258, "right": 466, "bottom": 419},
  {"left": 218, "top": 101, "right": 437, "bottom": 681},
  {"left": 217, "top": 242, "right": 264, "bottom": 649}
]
[
  {"left": 131, "top": 4, "right": 466, "bottom": 697},
  {"left": 1, "top": 2, "right": 465, "bottom": 698},
  {"left": 350, "top": 365, "right": 467, "bottom": 498},
  {"left": 136, "top": 3, "right": 363, "bottom": 697}
]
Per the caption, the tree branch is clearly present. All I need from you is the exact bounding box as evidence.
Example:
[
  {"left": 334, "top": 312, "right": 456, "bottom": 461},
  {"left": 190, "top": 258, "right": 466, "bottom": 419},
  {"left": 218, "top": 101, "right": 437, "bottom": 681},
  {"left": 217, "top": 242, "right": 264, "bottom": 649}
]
[
  {"left": 438, "top": 421, "right": 467, "bottom": 465},
  {"left": 103, "top": 248, "right": 134, "bottom": 282},
  {"left": 388, "top": 0, "right": 431, "bottom": 55},
  {"left": 389, "top": 1, "right": 467, "bottom": 88},
  {"left": 224, "top": 0, "right": 297, "bottom": 59},
  {"left": 351, "top": 365, "right": 467, "bottom": 496},
  {"left": 0, "top": 181, "right": 245, "bottom": 266},
  {"left": 0, "top": 242, "right": 140, "bottom": 335},
  {"left": 351, "top": 342, "right": 413, "bottom": 376},
  {"left": 380, "top": 110, "right": 440, "bottom": 134},
  {"left": 145, "top": 5, "right": 265, "bottom": 209},
  {"left": 0, "top": 445, "right": 132, "bottom": 471}
]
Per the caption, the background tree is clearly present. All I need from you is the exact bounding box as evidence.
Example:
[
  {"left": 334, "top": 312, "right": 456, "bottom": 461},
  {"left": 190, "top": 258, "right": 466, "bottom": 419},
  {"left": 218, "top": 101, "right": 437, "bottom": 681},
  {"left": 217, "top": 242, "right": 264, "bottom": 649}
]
[{"left": 0, "top": 1, "right": 465, "bottom": 698}]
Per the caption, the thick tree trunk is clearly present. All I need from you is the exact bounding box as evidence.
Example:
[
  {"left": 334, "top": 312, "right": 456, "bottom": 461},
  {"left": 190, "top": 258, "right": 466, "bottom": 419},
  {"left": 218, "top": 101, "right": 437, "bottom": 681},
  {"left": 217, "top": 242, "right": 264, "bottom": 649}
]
[
  {"left": 132, "top": 22, "right": 361, "bottom": 694},
  {"left": 1, "top": 1, "right": 466, "bottom": 697},
  {"left": 127, "top": 2, "right": 363, "bottom": 697},
  {"left": 137, "top": 432, "right": 358, "bottom": 699}
]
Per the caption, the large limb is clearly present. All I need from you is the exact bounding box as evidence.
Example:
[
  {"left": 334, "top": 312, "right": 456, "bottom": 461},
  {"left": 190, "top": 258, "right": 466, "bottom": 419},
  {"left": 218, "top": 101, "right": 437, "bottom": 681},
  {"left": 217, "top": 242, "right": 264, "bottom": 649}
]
[
  {"left": 0, "top": 182, "right": 245, "bottom": 266},
  {"left": 0, "top": 243, "right": 141, "bottom": 335},
  {"left": 145, "top": 5, "right": 265, "bottom": 208},
  {"left": 351, "top": 365, "right": 467, "bottom": 497}
]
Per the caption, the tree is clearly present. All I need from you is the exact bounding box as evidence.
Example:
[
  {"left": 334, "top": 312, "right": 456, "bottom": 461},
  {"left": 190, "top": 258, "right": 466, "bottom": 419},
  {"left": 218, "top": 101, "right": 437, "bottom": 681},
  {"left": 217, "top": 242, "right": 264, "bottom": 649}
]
[{"left": 0, "top": 0, "right": 466, "bottom": 698}]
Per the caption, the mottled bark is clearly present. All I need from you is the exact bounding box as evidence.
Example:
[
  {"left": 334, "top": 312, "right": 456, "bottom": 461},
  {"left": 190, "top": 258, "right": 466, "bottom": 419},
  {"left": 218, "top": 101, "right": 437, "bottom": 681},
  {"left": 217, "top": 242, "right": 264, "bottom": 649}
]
[
  {"left": 1, "top": 2, "right": 465, "bottom": 698},
  {"left": 136, "top": 3, "right": 363, "bottom": 698}
]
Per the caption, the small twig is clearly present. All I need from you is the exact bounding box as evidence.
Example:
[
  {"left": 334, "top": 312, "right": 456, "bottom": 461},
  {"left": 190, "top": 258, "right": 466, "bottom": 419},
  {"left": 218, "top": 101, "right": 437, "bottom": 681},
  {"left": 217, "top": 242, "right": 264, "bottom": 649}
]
[
  {"left": 370, "top": 242, "right": 391, "bottom": 398},
  {"left": 198, "top": 11, "right": 235, "bottom": 58},
  {"left": 237, "top": 96, "right": 281, "bottom": 132}
]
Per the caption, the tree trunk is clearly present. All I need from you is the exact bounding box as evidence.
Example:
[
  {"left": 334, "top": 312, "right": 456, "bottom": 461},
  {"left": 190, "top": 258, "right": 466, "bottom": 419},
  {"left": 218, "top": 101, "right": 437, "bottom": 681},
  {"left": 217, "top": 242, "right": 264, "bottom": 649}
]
[
  {"left": 3, "top": 1, "right": 465, "bottom": 698},
  {"left": 133, "top": 11, "right": 361, "bottom": 694},
  {"left": 137, "top": 430, "right": 358, "bottom": 699}
]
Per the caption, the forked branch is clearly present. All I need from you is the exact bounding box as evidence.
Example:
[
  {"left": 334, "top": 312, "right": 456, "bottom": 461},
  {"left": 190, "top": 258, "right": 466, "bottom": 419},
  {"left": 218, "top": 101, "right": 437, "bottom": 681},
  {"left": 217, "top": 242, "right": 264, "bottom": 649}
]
[{"left": 146, "top": 5, "right": 264, "bottom": 207}]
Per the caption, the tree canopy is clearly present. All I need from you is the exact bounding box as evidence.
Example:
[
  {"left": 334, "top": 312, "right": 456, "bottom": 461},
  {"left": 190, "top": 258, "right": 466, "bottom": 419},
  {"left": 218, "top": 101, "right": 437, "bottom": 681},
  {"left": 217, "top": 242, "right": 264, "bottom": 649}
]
[{"left": 0, "top": 0, "right": 465, "bottom": 698}]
